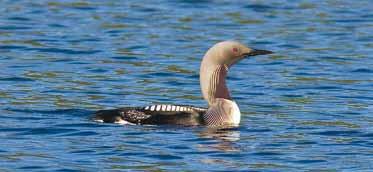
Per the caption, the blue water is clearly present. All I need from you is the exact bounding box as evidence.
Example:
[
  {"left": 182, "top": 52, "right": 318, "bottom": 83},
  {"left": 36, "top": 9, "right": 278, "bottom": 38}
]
[{"left": 1, "top": 0, "right": 372, "bottom": 171}]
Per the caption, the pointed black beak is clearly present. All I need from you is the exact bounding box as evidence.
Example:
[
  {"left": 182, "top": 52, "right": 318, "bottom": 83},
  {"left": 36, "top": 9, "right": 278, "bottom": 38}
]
[{"left": 245, "top": 49, "right": 273, "bottom": 56}]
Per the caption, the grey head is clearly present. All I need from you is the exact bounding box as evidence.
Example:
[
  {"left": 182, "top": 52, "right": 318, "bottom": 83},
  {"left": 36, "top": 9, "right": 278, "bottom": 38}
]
[{"left": 200, "top": 40, "right": 273, "bottom": 106}]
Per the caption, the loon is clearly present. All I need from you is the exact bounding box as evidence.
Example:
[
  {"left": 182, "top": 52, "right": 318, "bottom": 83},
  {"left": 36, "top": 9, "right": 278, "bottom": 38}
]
[{"left": 93, "top": 41, "right": 272, "bottom": 126}]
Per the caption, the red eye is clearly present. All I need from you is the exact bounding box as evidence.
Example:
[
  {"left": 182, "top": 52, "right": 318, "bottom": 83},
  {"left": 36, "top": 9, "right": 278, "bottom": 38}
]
[{"left": 233, "top": 47, "right": 238, "bottom": 52}]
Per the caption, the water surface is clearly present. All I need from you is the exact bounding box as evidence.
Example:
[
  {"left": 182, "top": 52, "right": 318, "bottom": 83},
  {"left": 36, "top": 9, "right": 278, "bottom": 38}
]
[{"left": 1, "top": 0, "right": 372, "bottom": 171}]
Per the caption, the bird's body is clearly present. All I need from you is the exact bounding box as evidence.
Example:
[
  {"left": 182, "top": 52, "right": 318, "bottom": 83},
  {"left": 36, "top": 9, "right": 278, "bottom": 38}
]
[
  {"left": 93, "top": 41, "right": 272, "bottom": 127},
  {"left": 94, "top": 105, "right": 207, "bottom": 126}
]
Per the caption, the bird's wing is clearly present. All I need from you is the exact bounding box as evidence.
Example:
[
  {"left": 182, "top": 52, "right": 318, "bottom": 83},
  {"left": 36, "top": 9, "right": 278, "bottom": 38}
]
[{"left": 93, "top": 105, "right": 207, "bottom": 125}]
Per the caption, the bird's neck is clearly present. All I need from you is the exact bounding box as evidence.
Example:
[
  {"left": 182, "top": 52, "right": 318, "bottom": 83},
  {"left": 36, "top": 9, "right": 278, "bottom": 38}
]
[
  {"left": 199, "top": 51, "right": 241, "bottom": 126},
  {"left": 200, "top": 61, "right": 231, "bottom": 106}
]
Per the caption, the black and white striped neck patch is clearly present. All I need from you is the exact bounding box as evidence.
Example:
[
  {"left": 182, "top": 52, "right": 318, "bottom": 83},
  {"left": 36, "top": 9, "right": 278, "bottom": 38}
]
[{"left": 142, "top": 104, "right": 206, "bottom": 112}]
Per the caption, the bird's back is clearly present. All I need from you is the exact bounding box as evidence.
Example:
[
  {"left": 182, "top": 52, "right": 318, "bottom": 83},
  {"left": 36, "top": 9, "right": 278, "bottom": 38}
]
[{"left": 93, "top": 104, "right": 207, "bottom": 126}]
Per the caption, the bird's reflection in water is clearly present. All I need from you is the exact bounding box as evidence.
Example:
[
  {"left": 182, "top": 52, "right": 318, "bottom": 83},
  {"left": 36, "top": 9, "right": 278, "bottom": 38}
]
[{"left": 197, "top": 126, "right": 241, "bottom": 152}]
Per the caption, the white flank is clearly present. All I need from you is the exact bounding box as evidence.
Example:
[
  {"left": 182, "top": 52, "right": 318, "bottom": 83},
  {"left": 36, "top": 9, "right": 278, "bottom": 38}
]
[
  {"left": 94, "top": 119, "right": 104, "bottom": 123},
  {"left": 114, "top": 119, "right": 136, "bottom": 125},
  {"left": 231, "top": 101, "right": 241, "bottom": 125}
]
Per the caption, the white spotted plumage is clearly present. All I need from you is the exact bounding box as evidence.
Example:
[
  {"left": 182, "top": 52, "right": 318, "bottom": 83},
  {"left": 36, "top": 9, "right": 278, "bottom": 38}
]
[
  {"left": 143, "top": 104, "right": 207, "bottom": 113},
  {"left": 156, "top": 105, "right": 161, "bottom": 111},
  {"left": 166, "top": 105, "right": 171, "bottom": 111},
  {"left": 150, "top": 105, "right": 155, "bottom": 111}
]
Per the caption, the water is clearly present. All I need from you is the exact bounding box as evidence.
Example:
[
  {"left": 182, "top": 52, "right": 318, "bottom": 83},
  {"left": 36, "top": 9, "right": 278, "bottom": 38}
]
[{"left": 1, "top": 0, "right": 372, "bottom": 171}]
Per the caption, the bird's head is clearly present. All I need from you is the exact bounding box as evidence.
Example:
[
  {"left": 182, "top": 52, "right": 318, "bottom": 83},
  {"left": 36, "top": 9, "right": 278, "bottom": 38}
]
[{"left": 205, "top": 40, "right": 273, "bottom": 67}]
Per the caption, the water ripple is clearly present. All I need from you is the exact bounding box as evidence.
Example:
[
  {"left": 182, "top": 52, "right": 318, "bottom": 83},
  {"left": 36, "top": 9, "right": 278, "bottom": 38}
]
[{"left": 0, "top": 0, "right": 372, "bottom": 171}]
